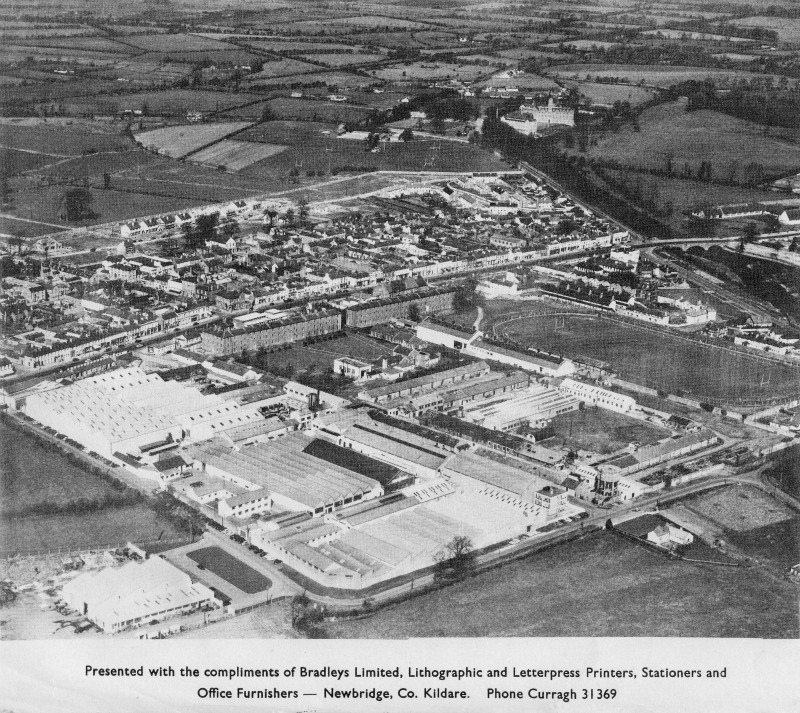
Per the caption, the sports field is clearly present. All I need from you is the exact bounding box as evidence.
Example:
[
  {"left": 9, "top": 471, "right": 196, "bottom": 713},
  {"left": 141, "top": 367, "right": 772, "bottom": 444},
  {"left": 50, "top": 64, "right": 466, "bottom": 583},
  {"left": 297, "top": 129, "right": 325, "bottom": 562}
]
[
  {"left": 492, "top": 310, "right": 800, "bottom": 405},
  {"left": 325, "top": 531, "right": 798, "bottom": 638}
]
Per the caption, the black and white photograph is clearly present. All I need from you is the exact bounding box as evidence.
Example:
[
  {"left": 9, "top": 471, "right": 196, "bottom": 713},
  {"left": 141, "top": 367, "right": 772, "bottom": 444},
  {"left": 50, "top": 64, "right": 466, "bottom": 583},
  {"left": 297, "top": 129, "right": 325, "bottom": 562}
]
[{"left": 0, "top": 0, "right": 798, "bottom": 710}]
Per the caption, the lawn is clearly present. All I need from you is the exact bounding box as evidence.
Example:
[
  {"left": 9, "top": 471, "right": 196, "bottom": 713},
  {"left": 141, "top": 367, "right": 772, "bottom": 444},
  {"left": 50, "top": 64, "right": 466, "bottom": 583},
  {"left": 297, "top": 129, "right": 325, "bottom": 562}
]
[
  {"left": 187, "top": 546, "right": 272, "bottom": 594},
  {"left": 325, "top": 531, "right": 799, "bottom": 638},
  {"left": 547, "top": 407, "right": 669, "bottom": 455},
  {"left": 491, "top": 308, "right": 800, "bottom": 405},
  {"left": 683, "top": 485, "right": 795, "bottom": 533}
]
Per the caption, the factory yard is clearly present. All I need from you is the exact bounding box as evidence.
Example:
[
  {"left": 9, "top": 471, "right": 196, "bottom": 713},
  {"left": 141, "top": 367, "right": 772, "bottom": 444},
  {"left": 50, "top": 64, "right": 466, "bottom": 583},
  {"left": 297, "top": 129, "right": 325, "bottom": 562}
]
[{"left": 324, "top": 531, "right": 799, "bottom": 639}]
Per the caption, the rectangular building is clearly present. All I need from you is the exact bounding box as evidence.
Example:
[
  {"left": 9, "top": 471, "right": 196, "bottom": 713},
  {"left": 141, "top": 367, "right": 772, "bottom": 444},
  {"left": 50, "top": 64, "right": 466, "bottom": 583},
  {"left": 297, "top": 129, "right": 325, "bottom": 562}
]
[
  {"left": 201, "top": 309, "right": 342, "bottom": 356},
  {"left": 345, "top": 287, "right": 456, "bottom": 328}
]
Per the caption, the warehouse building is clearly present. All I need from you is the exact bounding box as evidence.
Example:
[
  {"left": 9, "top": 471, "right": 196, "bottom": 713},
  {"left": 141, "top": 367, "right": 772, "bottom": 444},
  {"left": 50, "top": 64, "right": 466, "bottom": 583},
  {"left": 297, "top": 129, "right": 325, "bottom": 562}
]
[
  {"left": 60, "top": 556, "right": 215, "bottom": 633},
  {"left": 23, "top": 367, "right": 265, "bottom": 464},
  {"left": 201, "top": 309, "right": 342, "bottom": 356},
  {"left": 461, "top": 384, "right": 580, "bottom": 431},
  {"left": 466, "top": 340, "right": 575, "bottom": 377},
  {"left": 558, "top": 378, "right": 636, "bottom": 413},
  {"left": 357, "top": 361, "right": 489, "bottom": 403},
  {"left": 189, "top": 432, "right": 382, "bottom": 518},
  {"left": 416, "top": 322, "right": 479, "bottom": 351},
  {"left": 345, "top": 286, "right": 456, "bottom": 328}
]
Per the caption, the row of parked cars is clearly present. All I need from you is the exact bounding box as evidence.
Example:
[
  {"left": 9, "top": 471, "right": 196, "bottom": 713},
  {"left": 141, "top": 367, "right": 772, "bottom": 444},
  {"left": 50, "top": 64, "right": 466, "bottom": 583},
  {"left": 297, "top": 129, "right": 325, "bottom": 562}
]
[{"left": 222, "top": 529, "right": 281, "bottom": 564}]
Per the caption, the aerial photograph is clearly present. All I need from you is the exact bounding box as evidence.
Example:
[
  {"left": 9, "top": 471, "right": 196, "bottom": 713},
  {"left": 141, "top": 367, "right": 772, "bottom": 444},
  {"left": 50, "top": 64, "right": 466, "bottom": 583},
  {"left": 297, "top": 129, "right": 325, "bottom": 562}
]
[{"left": 0, "top": 0, "right": 798, "bottom": 645}]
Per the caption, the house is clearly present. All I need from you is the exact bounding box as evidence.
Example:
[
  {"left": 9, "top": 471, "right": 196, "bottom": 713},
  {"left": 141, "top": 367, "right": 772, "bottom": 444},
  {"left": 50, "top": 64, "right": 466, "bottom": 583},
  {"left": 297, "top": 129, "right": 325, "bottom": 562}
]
[
  {"left": 778, "top": 208, "right": 800, "bottom": 225},
  {"left": 333, "top": 357, "right": 372, "bottom": 381},
  {"left": 0, "top": 357, "right": 14, "bottom": 377},
  {"left": 647, "top": 524, "right": 694, "bottom": 548}
]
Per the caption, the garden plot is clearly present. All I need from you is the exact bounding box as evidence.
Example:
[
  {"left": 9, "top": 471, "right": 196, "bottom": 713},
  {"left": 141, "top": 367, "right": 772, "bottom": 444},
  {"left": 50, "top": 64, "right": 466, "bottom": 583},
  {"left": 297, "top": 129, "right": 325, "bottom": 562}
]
[
  {"left": 134, "top": 122, "right": 251, "bottom": 158},
  {"left": 189, "top": 140, "right": 287, "bottom": 171}
]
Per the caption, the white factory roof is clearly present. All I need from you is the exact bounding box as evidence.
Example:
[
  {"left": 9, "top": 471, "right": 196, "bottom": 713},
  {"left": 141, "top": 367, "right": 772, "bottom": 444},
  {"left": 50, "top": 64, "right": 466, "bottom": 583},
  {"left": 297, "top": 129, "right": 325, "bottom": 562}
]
[
  {"left": 61, "top": 556, "right": 213, "bottom": 629},
  {"left": 191, "top": 432, "right": 379, "bottom": 510},
  {"left": 442, "top": 450, "right": 551, "bottom": 503},
  {"left": 463, "top": 384, "right": 577, "bottom": 428}
]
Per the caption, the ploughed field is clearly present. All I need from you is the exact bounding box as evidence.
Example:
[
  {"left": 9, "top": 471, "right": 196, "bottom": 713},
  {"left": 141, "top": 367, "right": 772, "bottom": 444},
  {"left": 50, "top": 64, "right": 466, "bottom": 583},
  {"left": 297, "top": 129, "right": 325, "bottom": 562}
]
[{"left": 324, "top": 531, "right": 798, "bottom": 639}]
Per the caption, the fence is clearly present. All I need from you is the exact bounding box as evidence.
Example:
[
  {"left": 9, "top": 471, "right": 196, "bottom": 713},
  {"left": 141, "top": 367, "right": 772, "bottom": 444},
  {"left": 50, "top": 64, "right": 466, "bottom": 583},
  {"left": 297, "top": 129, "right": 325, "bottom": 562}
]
[{"left": 1, "top": 536, "right": 190, "bottom": 560}]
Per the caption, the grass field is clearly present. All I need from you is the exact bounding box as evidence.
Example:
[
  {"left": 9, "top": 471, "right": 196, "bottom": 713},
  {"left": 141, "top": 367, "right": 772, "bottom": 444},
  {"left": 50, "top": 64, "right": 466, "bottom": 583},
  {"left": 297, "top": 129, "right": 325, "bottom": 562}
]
[
  {"left": 325, "top": 531, "right": 799, "bottom": 638},
  {"left": 125, "top": 33, "right": 236, "bottom": 52},
  {"left": 0, "top": 506, "right": 185, "bottom": 556},
  {"left": 264, "top": 332, "right": 392, "bottom": 375},
  {"left": 491, "top": 307, "right": 800, "bottom": 404},
  {"left": 187, "top": 546, "right": 272, "bottom": 593},
  {"left": 374, "top": 61, "right": 491, "bottom": 82},
  {"left": 302, "top": 52, "right": 386, "bottom": 67},
  {"left": 55, "top": 89, "right": 255, "bottom": 117},
  {"left": 0, "top": 121, "right": 133, "bottom": 155},
  {"left": 732, "top": 16, "right": 800, "bottom": 44},
  {"left": 547, "top": 63, "right": 791, "bottom": 88},
  {"left": 135, "top": 122, "right": 251, "bottom": 158},
  {"left": 580, "top": 100, "right": 800, "bottom": 178},
  {"left": 0, "top": 421, "right": 121, "bottom": 515},
  {"left": 684, "top": 485, "right": 795, "bottom": 533},
  {"left": 547, "top": 407, "right": 669, "bottom": 455},
  {"left": 562, "top": 80, "right": 655, "bottom": 106}
]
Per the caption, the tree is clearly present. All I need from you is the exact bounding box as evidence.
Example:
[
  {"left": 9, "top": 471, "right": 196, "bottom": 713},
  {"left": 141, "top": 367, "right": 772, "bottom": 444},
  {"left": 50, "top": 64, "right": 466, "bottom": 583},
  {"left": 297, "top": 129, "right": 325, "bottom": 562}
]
[
  {"left": 399, "top": 128, "right": 414, "bottom": 142},
  {"left": 743, "top": 222, "right": 760, "bottom": 242},
  {"left": 297, "top": 197, "right": 309, "bottom": 226},
  {"left": 103, "top": 173, "right": 111, "bottom": 189},
  {"left": 408, "top": 303, "right": 422, "bottom": 322},
  {"left": 260, "top": 103, "right": 275, "bottom": 122},
  {"left": 62, "top": 188, "right": 96, "bottom": 222},
  {"left": 434, "top": 535, "right": 475, "bottom": 580},
  {"left": 284, "top": 208, "right": 296, "bottom": 227}
]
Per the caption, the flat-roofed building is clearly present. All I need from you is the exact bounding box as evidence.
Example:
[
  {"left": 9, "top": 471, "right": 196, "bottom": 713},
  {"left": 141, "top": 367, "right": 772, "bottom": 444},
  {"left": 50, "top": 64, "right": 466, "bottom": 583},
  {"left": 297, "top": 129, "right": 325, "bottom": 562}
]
[
  {"left": 558, "top": 378, "right": 636, "bottom": 413},
  {"left": 357, "top": 361, "right": 489, "bottom": 403},
  {"left": 23, "top": 367, "right": 265, "bottom": 463},
  {"left": 345, "top": 286, "right": 456, "bottom": 328},
  {"left": 60, "top": 556, "right": 215, "bottom": 633},
  {"left": 201, "top": 309, "right": 342, "bottom": 356},
  {"left": 190, "top": 432, "right": 382, "bottom": 519},
  {"left": 466, "top": 339, "right": 575, "bottom": 377},
  {"left": 440, "top": 451, "right": 552, "bottom": 518},
  {"left": 337, "top": 414, "right": 452, "bottom": 478},
  {"left": 462, "top": 384, "right": 579, "bottom": 431},
  {"left": 416, "top": 322, "right": 479, "bottom": 351}
]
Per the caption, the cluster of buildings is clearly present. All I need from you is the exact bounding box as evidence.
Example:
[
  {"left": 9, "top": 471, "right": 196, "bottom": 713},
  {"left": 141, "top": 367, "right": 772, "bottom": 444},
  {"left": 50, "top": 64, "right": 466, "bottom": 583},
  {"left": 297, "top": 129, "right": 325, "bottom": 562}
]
[{"left": 501, "top": 97, "right": 576, "bottom": 136}]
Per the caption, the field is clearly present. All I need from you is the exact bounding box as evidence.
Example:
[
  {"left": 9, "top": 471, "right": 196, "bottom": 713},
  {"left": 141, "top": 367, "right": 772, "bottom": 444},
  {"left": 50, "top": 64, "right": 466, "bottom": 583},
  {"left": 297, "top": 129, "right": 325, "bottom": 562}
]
[
  {"left": 546, "top": 64, "right": 792, "bottom": 88},
  {"left": 261, "top": 97, "right": 374, "bottom": 124},
  {"left": 490, "top": 307, "right": 800, "bottom": 404},
  {"left": 579, "top": 100, "right": 800, "bottom": 177},
  {"left": 125, "top": 33, "right": 236, "bottom": 53},
  {"left": 732, "top": 16, "right": 800, "bottom": 44},
  {"left": 301, "top": 52, "right": 386, "bottom": 67},
  {"left": 0, "top": 506, "right": 186, "bottom": 557},
  {"left": 186, "top": 546, "right": 272, "bottom": 594},
  {"left": 547, "top": 407, "right": 669, "bottom": 455},
  {"left": 374, "top": 61, "right": 491, "bottom": 82},
  {"left": 0, "top": 421, "right": 123, "bottom": 516},
  {"left": 562, "top": 80, "right": 655, "bottom": 106},
  {"left": 0, "top": 120, "right": 133, "bottom": 155},
  {"left": 325, "top": 530, "right": 799, "bottom": 638},
  {"left": 244, "top": 58, "right": 322, "bottom": 81},
  {"left": 262, "top": 332, "right": 392, "bottom": 375},
  {"left": 684, "top": 485, "right": 795, "bottom": 533},
  {"left": 134, "top": 122, "right": 251, "bottom": 158},
  {"left": 189, "top": 139, "right": 286, "bottom": 171}
]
